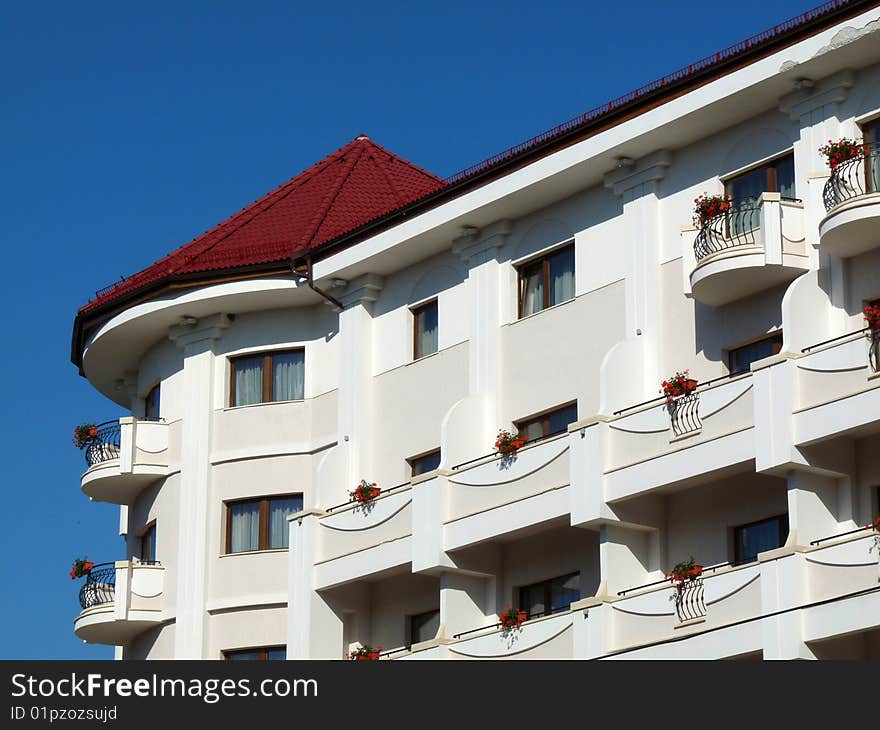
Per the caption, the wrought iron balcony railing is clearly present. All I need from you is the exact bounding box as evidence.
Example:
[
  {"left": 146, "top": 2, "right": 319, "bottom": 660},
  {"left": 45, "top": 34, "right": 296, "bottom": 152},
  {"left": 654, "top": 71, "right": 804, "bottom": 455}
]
[
  {"left": 83, "top": 421, "right": 121, "bottom": 467},
  {"left": 667, "top": 392, "right": 702, "bottom": 438},
  {"left": 823, "top": 142, "right": 880, "bottom": 211},
  {"left": 674, "top": 578, "right": 707, "bottom": 622},
  {"left": 77, "top": 563, "right": 117, "bottom": 609},
  {"left": 694, "top": 202, "right": 760, "bottom": 261}
]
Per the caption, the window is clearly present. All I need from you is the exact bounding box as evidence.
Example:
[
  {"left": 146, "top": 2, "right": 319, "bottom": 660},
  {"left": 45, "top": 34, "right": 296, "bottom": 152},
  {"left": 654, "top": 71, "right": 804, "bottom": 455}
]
[
  {"left": 515, "top": 402, "right": 578, "bottom": 444},
  {"left": 518, "top": 243, "right": 575, "bottom": 318},
  {"left": 229, "top": 349, "right": 304, "bottom": 407},
  {"left": 862, "top": 120, "right": 879, "bottom": 193},
  {"left": 518, "top": 573, "right": 580, "bottom": 620},
  {"left": 225, "top": 494, "right": 303, "bottom": 553},
  {"left": 727, "top": 332, "right": 783, "bottom": 374},
  {"left": 725, "top": 153, "right": 795, "bottom": 204},
  {"left": 412, "top": 300, "right": 438, "bottom": 360},
  {"left": 140, "top": 523, "right": 156, "bottom": 563},
  {"left": 734, "top": 514, "right": 788, "bottom": 565},
  {"left": 408, "top": 609, "right": 440, "bottom": 645},
  {"left": 224, "top": 646, "right": 286, "bottom": 660},
  {"left": 144, "top": 384, "right": 160, "bottom": 421},
  {"left": 408, "top": 449, "right": 441, "bottom": 477}
]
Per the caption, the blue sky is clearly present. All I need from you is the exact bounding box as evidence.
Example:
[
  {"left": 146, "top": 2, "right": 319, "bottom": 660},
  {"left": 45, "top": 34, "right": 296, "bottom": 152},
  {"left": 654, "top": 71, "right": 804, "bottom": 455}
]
[{"left": 0, "top": 0, "right": 821, "bottom": 659}]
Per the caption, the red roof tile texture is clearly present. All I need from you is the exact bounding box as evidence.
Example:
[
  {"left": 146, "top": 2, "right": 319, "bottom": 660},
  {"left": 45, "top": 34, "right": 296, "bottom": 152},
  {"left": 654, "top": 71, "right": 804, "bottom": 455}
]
[{"left": 79, "top": 136, "right": 443, "bottom": 314}]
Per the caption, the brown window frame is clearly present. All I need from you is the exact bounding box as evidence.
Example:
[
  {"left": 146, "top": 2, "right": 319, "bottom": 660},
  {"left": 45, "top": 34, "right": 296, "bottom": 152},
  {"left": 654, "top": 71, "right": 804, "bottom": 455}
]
[
  {"left": 224, "top": 494, "right": 303, "bottom": 554},
  {"left": 228, "top": 348, "right": 304, "bottom": 407},
  {"left": 139, "top": 521, "right": 157, "bottom": 563},
  {"left": 516, "top": 242, "right": 575, "bottom": 319},
  {"left": 411, "top": 299, "right": 439, "bottom": 361},
  {"left": 726, "top": 331, "right": 783, "bottom": 375},
  {"left": 144, "top": 383, "right": 161, "bottom": 421},
  {"left": 223, "top": 646, "right": 286, "bottom": 660},
  {"left": 733, "top": 514, "right": 788, "bottom": 566},
  {"left": 723, "top": 152, "right": 795, "bottom": 198},
  {"left": 408, "top": 449, "right": 441, "bottom": 478},
  {"left": 517, "top": 572, "right": 580, "bottom": 620},
  {"left": 514, "top": 402, "right": 578, "bottom": 444}
]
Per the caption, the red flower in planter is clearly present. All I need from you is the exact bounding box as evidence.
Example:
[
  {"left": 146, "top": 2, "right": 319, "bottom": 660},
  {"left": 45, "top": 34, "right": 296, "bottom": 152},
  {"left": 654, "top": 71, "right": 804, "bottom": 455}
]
[
  {"left": 866, "top": 517, "right": 880, "bottom": 533},
  {"left": 864, "top": 304, "right": 880, "bottom": 331},
  {"left": 495, "top": 430, "right": 526, "bottom": 456},
  {"left": 349, "top": 480, "right": 381, "bottom": 504},
  {"left": 665, "top": 558, "right": 703, "bottom": 587},
  {"left": 660, "top": 370, "right": 698, "bottom": 403},
  {"left": 70, "top": 557, "right": 95, "bottom": 580},
  {"left": 498, "top": 605, "right": 528, "bottom": 630},
  {"left": 693, "top": 193, "right": 732, "bottom": 227},
  {"left": 72, "top": 424, "right": 99, "bottom": 449},
  {"left": 349, "top": 644, "right": 382, "bottom": 660},
  {"left": 819, "top": 137, "right": 868, "bottom": 169}
]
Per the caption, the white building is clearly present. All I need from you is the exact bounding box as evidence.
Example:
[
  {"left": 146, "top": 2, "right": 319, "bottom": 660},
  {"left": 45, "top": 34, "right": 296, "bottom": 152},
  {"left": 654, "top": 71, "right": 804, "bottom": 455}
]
[{"left": 70, "top": 0, "right": 880, "bottom": 660}]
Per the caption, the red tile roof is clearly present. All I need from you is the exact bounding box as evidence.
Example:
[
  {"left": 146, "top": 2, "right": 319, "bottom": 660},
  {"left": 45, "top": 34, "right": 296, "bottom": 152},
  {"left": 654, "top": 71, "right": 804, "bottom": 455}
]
[
  {"left": 79, "top": 135, "right": 443, "bottom": 314},
  {"left": 76, "top": 0, "right": 868, "bottom": 326}
]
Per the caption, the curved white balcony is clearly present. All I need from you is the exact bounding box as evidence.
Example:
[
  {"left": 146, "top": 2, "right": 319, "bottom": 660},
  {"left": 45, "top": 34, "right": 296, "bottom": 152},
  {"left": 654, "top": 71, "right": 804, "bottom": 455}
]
[
  {"left": 688, "top": 194, "right": 807, "bottom": 306},
  {"left": 73, "top": 561, "right": 165, "bottom": 645},
  {"left": 819, "top": 144, "right": 880, "bottom": 258},
  {"left": 80, "top": 418, "right": 175, "bottom": 504}
]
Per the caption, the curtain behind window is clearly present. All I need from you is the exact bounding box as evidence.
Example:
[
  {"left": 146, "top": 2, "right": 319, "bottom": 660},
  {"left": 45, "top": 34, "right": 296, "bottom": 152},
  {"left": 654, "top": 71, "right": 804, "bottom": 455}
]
[
  {"left": 273, "top": 351, "right": 304, "bottom": 401},
  {"left": 230, "top": 501, "right": 260, "bottom": 552},
  {"left": 520, "top": 264, "right": 543, "bottom": 316},
  {"left": 549, "top": 246, "right": 575, "bottom": 306},
  {"left": 234, "top": 356, "right": 263, "bottom": 406},
  {"left": 269, "top": 496, "right": 303, "bottom": 549},
  {"left": 415, "top": 303, "right": 438, "bottom": 358}
]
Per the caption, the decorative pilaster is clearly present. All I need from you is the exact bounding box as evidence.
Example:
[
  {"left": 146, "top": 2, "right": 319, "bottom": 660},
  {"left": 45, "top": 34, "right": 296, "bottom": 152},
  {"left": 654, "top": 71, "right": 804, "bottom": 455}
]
[
  {"left": 604, "top": 151, "right": 671, "bottom": 397},
  {"left": 336, "top": 274, "right": 385, "bottom": 490},
  {"left": 452, "top": 220, "right": 512, "bottom": 449},
  {"left": 168, "top": 313, "right": 231, "bottom": 658}
]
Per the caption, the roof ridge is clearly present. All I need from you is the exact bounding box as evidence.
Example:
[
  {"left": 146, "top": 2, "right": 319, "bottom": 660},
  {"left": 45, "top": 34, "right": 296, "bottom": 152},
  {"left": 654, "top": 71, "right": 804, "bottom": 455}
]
[
  {"left": 163, "top": 139, "right": 362, "bottom": 274},
  {"left": 298, "top": 140, "right": 365, "bottom": 250}
]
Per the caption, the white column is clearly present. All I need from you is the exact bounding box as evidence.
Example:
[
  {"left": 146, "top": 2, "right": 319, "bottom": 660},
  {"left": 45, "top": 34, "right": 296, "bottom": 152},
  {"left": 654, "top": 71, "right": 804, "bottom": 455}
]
[
  {"left": 439, "top": 572, "right": 490, "bottom": 640},
  {"left": 287, "top": 510, "right": 341, "bottom": 658},
  {"left": 760, "top": 551, "right": 815, "bottom": 660},
  {"left": 452, "top": 221, "right": 511, "bottom": 446},
  {"left": 604, "top": 151, "right": 671, "bottom": 398},
  {"left": 168, "top": 314, "right": 230, "bottom": 658},
  {"left": 335, "top": 274, "right": 384, "bottom": 493},
  {"left": 780, "top": 71, "right": 854, "bottom": 317}
]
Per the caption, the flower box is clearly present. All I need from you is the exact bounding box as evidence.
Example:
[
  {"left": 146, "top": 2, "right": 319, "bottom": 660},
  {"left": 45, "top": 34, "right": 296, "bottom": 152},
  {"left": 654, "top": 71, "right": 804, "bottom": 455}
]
[
  {"left": 349, "top": 480, "right": 381, "bottom": 504},
  {"left": 498, "top": 606, "right": 528, "bottom": 631},
  {"left": 349, "top": 645, "right": 382, "bottom": 660},
  {"left": 495, "top": 430, "right": 526, "bottom": 456},
  {"left": 693, "top": 193, "right": 732, "bottom": 227},
  {"left": 72, "top": 424, "right": 99, "bottom": 450},
  {"left": 665, "top": 558, "right": 703, "bottom": 587},
  {"left": 70, "top": 557, "right": 95, "bottom": 580},
  {"left": 819, "top": 138, "right": 868, "bottom": 169},
  {"left": 660, "top": 371, "right": 698, "bottom": 403},
  {"left": 864, "top": 304, "right": 880, "bottom": 332}
]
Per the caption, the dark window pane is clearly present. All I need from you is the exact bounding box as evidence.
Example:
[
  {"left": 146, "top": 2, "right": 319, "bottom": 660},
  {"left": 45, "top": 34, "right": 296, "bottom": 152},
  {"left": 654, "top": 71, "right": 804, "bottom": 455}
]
[
  {"left": 519, "top": 584, "right": 546, "bottom": 619},
  {"left": 409, "top": 610, "right": 440, "bottom": 645},
  {"left": 140, "top": 525, "right": 156, "bottom": 563},
  {"left": 410, "top": 450, "right": 441, "bottom": 477},
  {"left": 546, "top": 403, "right": 578, "bottom": 436},
  {"left": 145, "top": 385, "right": 161, "bottom": 421},
  {"left": 550, "top": 573, "right": 580, "bottom": 613},
  {"left": 272, "top": 351, "right": 304, "bottom": 401},
  {"left": 265, "top": 647, "right": 286, "bottom": 660},
  {"left": 729, "top": 333, "right": 782, "bottom": 374},
  {"left": 414, "top": 301, "right": 439, "bottom": 359},
  {"left": 548, "top": 246, "right": 575, "bottom": 306},
  {"left": 775, "top": 155, "right": 796, "bottom": 199},
  {"left": 226, "top": 650, "right": 262, "bottom": 661},
  {"left": 735, "top": 515, "right": 788, "bottom": 565},
  {"left": 269, "top": 496, "right": 303, "bottom": 549}
]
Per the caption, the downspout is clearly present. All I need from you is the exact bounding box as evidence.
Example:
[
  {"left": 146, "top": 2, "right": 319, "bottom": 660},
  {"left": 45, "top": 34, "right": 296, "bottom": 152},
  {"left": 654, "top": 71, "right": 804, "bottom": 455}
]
[{"left": 291, "top": 254, "right": 343, "bottom": 311}]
